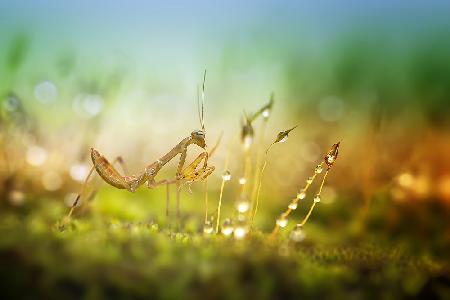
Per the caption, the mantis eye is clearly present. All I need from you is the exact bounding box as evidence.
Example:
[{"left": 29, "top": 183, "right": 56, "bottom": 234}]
[{"left": 192, "top": 130, "right": 205, "bottom": 138}]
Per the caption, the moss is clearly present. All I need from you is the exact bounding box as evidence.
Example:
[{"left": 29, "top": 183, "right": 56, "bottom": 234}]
[{"left": 0, "top": 207, "right": 447, "bottom": 300}]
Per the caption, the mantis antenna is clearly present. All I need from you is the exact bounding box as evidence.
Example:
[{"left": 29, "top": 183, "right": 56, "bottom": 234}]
[{"left": 197, "top": 69, "right": 206, "bottom": 131}]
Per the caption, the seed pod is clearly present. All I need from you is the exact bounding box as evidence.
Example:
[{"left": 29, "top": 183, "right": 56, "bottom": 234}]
[
  {"left": 241, "top": 115, "right": 254, "bottom": 150},
  {"left": 324, "top": 142, "right": 340, "bottom": 168},
  {"left": 250, "top": 93, "right": 274, "bottom": 121},
  {"left": 274, "top": 125, "right": 298, "bottom": 144}
]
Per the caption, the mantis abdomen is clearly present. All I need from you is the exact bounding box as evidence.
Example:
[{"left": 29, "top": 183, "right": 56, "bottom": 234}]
[
  {"left": 91, "top": 148, "right": 149, "bottom": 192},
  {"left": 91, "top": 148, "right": 129, "bottom": 189}
]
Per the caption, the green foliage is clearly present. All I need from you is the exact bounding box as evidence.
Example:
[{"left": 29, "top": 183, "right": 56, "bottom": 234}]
[{"left": 5, "top": 34, "right": 30, "bottom": 73}]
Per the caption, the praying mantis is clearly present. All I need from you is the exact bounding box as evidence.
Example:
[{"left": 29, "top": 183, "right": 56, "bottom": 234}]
[{"left": 66, "top": 71, "right": 217, "bottom": 219}]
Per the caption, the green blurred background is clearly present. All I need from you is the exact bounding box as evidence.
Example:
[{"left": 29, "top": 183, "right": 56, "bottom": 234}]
[{"left": 1, "top": 1, "right": 450, "bottom": 299}]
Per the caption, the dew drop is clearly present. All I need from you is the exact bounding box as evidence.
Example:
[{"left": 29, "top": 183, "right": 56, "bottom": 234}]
[
  {"left": 203, "top": 221, "right": 214, "bottom": 234},
  {"left": 221, "top": 218, "right": 234, "bottom": 236},
  {"left": 315, "top": 164, "right": 323, "bottom": 174},
  {"left": 288, "top": 202, "right": 298, "bottom": 210},
  {"left": 297, "top": 191, "right": 306, "bottom": 200},
  {"left": 276, "top": 216, "right": 288, "bottom": 228},
  {"left": 290, "top": 224, "right": 305, "bottom": 242},
  {"left": 222, "top": 171, "right": 231, "bottom": 181},
  {"left": 237, "top": 200, "right": 250, "bottom": 213}
]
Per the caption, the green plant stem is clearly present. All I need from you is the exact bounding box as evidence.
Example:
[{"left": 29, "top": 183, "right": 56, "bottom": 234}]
[
  {"left": 249, "top": 120, "right": 268, "bottom": 214},
  {"left": 216, "top": 179, "right": 226, "bottom": 233},
  {"left": 204, "top": 179, "right": 208, "bottom": 223},
  {"left": 243, "top": 152, "right": 252, "bottom": 195},
  {"left": 166, "top": 182, "right": 170, "bottom": 217},
  {"left": 270, "top": 163, "right": 328, "bottom": 238},
  {"left": 299, "top": 169, "right": 329, "bottom": 227},
  {"left": 249, "top": 143, "right": 273, "bottom": 231},
  {"left": 299, "top": 202, "right": 316, "bottom": 227},
  {"left": 215, "top": 150, "right": 230, "bottom": 233}
]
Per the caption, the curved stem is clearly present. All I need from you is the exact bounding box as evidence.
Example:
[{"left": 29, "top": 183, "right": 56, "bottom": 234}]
[
  {"left": 317, "top": 169, "right": 329, "bottom": 195},
  {"left": 250, "top": 120, "right": 268, "bottom": 206},
  {"left": 176, "top": 182, "right": 181, "bottom": 220},
  {"left": 215, "top": 150, "right": 230, "bottom": 233},
  {"left": 204, "top": 179, "right": 209, "bottom": 223},
  {"left": 270, "top": 162, "right": 325, "bottom": 235},
  {"left": 216, "top": 179, "right": 226, "bottom": 232},
  {"left": 299, "top": 168, "right": 329, "bottom": 227},
  {"left": 249, "top": 143, "right": 273, "bottom": 230},
  {"left": 166, "top": 182, "right": 170, "bottom": 217},
  {"left": 299, "top": 203, "right": 316, "bottom": 226},
  {"left": 251, "top": 160, "right": 267, "bottom": 229},
  {"left": 243, "top": 153, "right": 251, "bottom": 195},
  {"left": 66, "top": 165, "right": 95, "bottom": 220}
]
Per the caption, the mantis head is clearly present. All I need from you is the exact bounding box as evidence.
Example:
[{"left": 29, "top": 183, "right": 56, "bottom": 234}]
[{"left": 191, "top": 129, "right": 206, "bottom": 149}]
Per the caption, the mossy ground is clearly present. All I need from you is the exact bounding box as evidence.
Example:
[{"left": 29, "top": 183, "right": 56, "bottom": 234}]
[{"left": 0, "top": 194, "right": 448, "bottom": 300}]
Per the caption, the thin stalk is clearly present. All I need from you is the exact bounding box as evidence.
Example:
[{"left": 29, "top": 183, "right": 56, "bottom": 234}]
[
  {"left": 216, "top": 179, "right": 226, "bottom": 233},
  {"left": 235, "top": 149, "right": 251, "bottom": 214},
  {"left": 176, "top": 183, "right": 181, "bottom": 219},
  {"left": 204, "top": 179, "right": 209, "bottom": 223},
  {"left": 66, "top": 165, "right": 95, "bottom": 220},
  {"left": 299, "top": 169, "right": 329, "bottom": 227},
  {"left": 215, "top": 150, "right": 230, "bottom": 233},
  {"left": 166, "top": 182, "right": 170, "bottom": 217},
  {"left": 271, "top": 142, "right": 340, "bottom": 237},
  {"left": 317, "top": 169, "right": 329, "bottom": 195},
  {"left": 270, "top": 162, "right": 324, "bottom": 236},
  {"left": 249, "top": 142, "right": 273, "bottom": 230},
  {"left": 249, "top": 120, "right": 268, "bottom": 214},
  {"left": 243, "top": 152, "right": 252, "bottom": 195},
  {"left": 299, "top": 202, "right": 316, "bottom": 227},
  {"left": 174, "top": 182, "right": 182, "bottom": 231}
]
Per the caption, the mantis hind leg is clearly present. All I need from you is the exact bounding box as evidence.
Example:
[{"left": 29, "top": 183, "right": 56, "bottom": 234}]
[
  {"left": 65, "top": 155, "right": 130, "bottom": 221},
  {"left": 146, "top": 178, "right": 173, "bottom": 218},
  {"left": 114, "top": 156, "right": 128, "bottom": 176},
  {"left": 66, "top": 165, "right": 95, "bottom": 220},
  {"left": 166, "top": 182, "right": 170, "bottom": 217}
]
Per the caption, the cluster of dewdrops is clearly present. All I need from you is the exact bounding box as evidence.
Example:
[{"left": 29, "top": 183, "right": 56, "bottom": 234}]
[
  {"left": 203, "top": 106, "right": 272, "bottom": 239},
  {"left": 229, "top": 170, "right": 251, "bottom": 239},
  {"left": 273, "top": 142, "right": 340, "bottom": 242},
  {"left": 203, "top": 170, "right": 250, "bottom": 239},
  {"left": 275, "top": 163, "right": 324, "bottom": 242}
]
